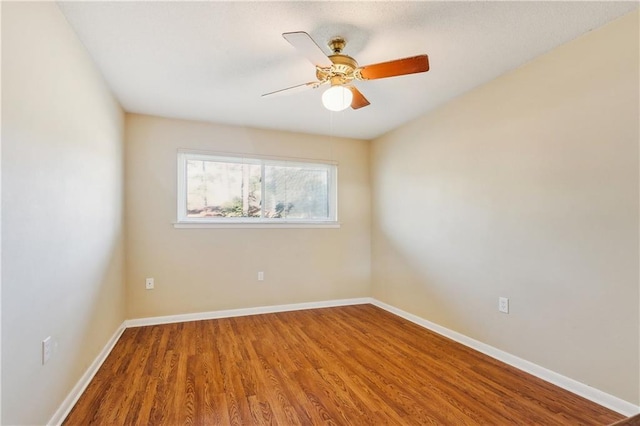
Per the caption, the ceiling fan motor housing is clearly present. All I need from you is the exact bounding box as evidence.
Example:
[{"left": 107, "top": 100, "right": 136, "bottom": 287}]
[{"left": 316, "top": 54, "right": 358, "bottom": 84}]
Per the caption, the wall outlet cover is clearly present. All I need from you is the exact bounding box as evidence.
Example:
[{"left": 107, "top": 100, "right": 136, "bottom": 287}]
[
  {"left": 42, "top": 336, "right": 53, "bottom": 364},
  {"left": 498, "top": 297, "right": 509, "bottom": 314}
]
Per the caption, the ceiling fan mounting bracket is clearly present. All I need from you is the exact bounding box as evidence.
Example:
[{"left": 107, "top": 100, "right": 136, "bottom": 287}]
[{"left": 328, "top": 37, "right": 346, "bottom": 54}]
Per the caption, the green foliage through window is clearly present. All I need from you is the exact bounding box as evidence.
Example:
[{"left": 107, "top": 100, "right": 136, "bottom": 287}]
[{"left": 178, "top": 152, "right": 337, "bottom": 223}]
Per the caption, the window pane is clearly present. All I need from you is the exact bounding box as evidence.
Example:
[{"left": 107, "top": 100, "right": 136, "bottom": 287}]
[
  {"left": 178, "top": 152, "right": 336, "bottom": 223},
  {"left": 264, "top": 165, "right": 329, "bottom": 219},
  {"left": 186, "top": 160, "right": 261, "bottom": 218}
]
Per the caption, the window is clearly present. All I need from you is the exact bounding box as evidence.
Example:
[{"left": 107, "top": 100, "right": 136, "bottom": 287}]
[{"left": 177, "top": 151, "right": 338, "bottom": 226}]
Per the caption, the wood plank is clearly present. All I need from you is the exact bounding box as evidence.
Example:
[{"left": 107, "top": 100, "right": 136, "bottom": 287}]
[{"left": 63, "top": 304, "right": 625, "bottom": 425}]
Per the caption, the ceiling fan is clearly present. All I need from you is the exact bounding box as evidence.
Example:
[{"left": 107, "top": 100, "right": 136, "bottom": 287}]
[{"left": 262, "top": 31, "right": 430, "bottom": 112}]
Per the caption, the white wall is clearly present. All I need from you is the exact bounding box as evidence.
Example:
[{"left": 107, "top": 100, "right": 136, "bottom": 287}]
[
  {"left": 125, "top": 114, "right": 371, "bottom": 319},
  {"left": 1, "top": 3, "right": 125, "bottom": 424},
  {"left": 371, "top": 11, "right": 639, "bottom": 404}
]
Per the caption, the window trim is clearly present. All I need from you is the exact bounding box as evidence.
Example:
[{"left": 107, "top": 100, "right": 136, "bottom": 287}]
[{"left": 176, "top": 149, "right": 339, "bottom": 228}]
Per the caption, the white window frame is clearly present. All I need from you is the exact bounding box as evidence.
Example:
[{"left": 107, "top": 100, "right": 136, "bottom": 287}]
[{"left": 175, "top": 150, "right": 339, "bottom": 228}]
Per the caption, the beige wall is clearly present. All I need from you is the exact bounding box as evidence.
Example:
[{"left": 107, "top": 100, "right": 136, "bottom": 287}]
[
  {"left": 371, "top": 10, "right": 639, "bottom": 405},
  {"left": 1, "top": 1, "right": 636, "bottom": 421},
  {"left": 125, "top": 114, "right": 370, "bottom": 319},
  {"left": 1, "top": 2, "right": 126, "bottom": 424}
]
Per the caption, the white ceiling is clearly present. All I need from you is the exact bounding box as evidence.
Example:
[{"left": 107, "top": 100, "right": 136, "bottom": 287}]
[{"left": 57, "top": 1, "right": 638, "bottom": 140}]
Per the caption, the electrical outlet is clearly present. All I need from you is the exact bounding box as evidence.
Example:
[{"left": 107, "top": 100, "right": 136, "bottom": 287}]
[
  {"left": 257, "top": 271, "right": 264, "bottom": 281},
  {"left": 42, "top": 336, "right": 52, "bottom": 365},
  {"left": 498, "top": 297, "right": 509, "bottom": 314},
  {"left": 145, "top": 278, "right": 154, "bottom": 290}
]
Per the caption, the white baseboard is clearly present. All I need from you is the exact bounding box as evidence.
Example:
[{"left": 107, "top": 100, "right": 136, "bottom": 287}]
[
  {"left": 125, "top": 297, "right": 374, "bottom": 327},
  {"left": 47, "top": 322, "right": 127, "bottom": 426},
  {"left": 370, "top": 299, "right": 640, "bottom": 417},
  {"left": 51, "top": 297, "right": 639, "bottom": 424}
]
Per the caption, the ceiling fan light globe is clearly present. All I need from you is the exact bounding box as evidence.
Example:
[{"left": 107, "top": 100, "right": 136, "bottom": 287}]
[{"left": 322, "top": 86, "right": 353, "bottom": 112}]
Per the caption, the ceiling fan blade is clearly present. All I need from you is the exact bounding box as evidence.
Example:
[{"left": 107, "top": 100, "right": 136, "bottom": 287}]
[
  {"left": 261, "top": 82, "right": 318, "bottom": 98},
  {"left": 349, "top": 86, "right": 370, "bottom": 110},
  {"left": 358, "top": 55, "right": 429, "bottom": 80},
  {"left": 282, "top": 32, "right": 333, "bottom": 68}
]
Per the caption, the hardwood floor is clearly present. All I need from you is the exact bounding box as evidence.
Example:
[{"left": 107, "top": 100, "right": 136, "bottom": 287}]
[{"left": 64, "top": 304, "right": 625, "bottom": 425}]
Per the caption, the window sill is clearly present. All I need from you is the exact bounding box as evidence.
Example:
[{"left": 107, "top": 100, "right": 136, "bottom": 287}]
[{"left": 173, "top": 222, "right": 341, "bottom": 229}]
